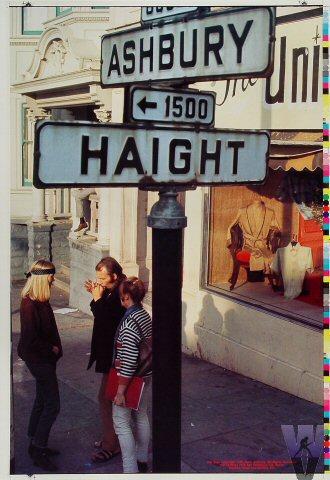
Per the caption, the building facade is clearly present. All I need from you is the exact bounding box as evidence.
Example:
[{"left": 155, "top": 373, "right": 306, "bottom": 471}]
[{"left": 11, "top": 5, "right": 323, "bottom": 404}]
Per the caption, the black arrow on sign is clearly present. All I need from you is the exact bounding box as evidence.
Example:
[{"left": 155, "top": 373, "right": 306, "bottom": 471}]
[{"left": 137, "top": 96, "right": 157, "bottom": 114}]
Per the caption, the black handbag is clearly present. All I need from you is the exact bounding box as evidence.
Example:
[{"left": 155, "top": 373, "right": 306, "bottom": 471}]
[{"left": 131, "top": 319, "right": 152, "bottom": 377}]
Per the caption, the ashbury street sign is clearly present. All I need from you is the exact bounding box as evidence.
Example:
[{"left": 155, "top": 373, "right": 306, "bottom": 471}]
[
  {"left": 34, "top": 121, "right": 269, "bottom": 188},
  {"left": 101, "top": 7, "right": 275, "bottom": 87},
  {"left": 129, "top": 87, "right": 215, "bottom": 126},
  {"left": 141, "top": 6, "right": 208, "bottom": 24}
]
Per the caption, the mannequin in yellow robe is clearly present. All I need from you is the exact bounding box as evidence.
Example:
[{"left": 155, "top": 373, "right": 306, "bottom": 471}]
[{"left": 227, "top": 199, "right": 280, "bottom": 272}]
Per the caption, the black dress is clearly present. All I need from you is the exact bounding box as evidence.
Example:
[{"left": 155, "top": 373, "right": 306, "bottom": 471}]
[
  {"left": 87, "top": 285, "right": 126, "bottom": 373},
  {"left": 18, "top": 297, "right": 63, "bottom": 365},
  {"left": 17, "top": 296, "right": 62, "bottom": 448}
]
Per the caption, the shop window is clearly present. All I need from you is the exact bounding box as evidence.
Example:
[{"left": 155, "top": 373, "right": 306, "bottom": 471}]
[
  {"left": 205, "top": 169, "right": 323, "bottom": 327},
  {"left": 55, "top": 6, "right": 72, "bottom": 16},
  {"left": 21, "top": 107, "right": 32, "bottom": 187},
  {"left": 22, "top": 7, "right": 48, "bottom": 35}
]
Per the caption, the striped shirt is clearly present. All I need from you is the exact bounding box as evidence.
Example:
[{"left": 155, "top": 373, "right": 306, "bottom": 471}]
[{"left": 115, "top": 307, "right": 152, "bottom": 378}]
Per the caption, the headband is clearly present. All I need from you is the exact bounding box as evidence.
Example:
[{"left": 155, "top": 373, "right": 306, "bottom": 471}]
[{"left": 25, "top": 268, "right": 55, "bottom": 278}]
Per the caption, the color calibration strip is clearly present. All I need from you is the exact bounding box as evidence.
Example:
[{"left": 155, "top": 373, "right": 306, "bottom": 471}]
[{"left": 324, "top": 6, "right": 329, "bottom": 474}]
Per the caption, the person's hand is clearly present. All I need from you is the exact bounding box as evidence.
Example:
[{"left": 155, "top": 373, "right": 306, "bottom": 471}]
[
  {"left": 91, "top": 283, "right": 105, "bottom": 301},
  {"left": 52, "top": 345, "right": 60, "bottom": 355},
  {"left": 114, "top": 392, "right": 126, "bottom": 407},
  {"left": 84, "top": 279, "right": 94, "bottom": 293}
]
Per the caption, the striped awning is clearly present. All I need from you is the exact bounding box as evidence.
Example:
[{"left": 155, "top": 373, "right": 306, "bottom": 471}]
[
  {"left": 269, "top": 150, "right": 323, "bottom": 171},
  {"left": 269, "top": 131, "right": 323, "bottom": 171}
]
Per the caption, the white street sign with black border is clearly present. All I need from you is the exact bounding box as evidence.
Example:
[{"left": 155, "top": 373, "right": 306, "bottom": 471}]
[
  {"left": 34, "top": 121, "right": 269, "bottom": 188},
  {"left": 141, "top": 6, "right": 209, "bottom": 24},
  {"left": 101, "top": 7, "right": 275, "bottom": 88},
  {"left": 129, "top": 87, "right": 215, "bottom": 126}
]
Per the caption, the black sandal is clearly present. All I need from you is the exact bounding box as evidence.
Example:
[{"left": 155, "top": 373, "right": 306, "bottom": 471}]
[{"left": 91, "top": 449, "right": 120, "bottom": 463}]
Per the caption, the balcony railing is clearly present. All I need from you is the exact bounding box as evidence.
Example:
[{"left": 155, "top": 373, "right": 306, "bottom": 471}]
[{"left": 45, "top": 188, "right": 72, "bottom": 219}]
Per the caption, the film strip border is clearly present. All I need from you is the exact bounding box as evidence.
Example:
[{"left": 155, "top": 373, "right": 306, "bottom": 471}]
[
  {"left": 326, "top": 381, "right": 330, "bottom": 471},
  {"left": 324, "top": 6, "right": 329, "bottom": 473}
]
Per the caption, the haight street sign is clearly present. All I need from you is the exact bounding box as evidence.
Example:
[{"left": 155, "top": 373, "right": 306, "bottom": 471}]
[
  {"left": 141, "top": 7, "right": 209, "bottom": 24},
  {"left": 101, "top": 7, "right": 275, "bottom": 88},
  {"left": 129, "top": 86, "right": 215, "bottom": 126},
  {"left": 34, "top": 121, "right": 269, "bottom": 188}
]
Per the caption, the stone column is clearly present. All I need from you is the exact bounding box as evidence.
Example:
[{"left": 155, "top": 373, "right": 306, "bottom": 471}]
[
  {"left": 121, "top": 188, "right": 140, "bottom": 277},
  {"left": 51, "top": 220, "right": 72, "bottom": 266},
  {"left": 93, "top": 106, "right": 112, "bottom": 248},
  {"left": 107, "top": 89, "right": 138, "bottom": 271},
  {"left": 145, "top": 190, "right": 159, "bottom": 287},
  {"left": 108, "top": 88, "right": 125, "bottom": 262},
  {"left": 27, "top": 222, "right": 52, "bottom": 265},
  {"left": 108, "top": 187, "right": 124, "bottom": 261},
  {"left": 32, "top": 188, "right": 46, "bottom": 222},
  {"left": 26, "top": 105, "right": 51, "bottom": 222},
  {"left": 97, "top": 189, "right": 112, "bottom": 247},
  {"left": 119, "top": 188, "right": 149, "bottom": 281}
]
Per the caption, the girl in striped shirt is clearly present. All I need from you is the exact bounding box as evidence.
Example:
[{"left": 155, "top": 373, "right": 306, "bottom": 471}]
[{"left": 112, "top": 277, "right": 152, "bottom": 473}]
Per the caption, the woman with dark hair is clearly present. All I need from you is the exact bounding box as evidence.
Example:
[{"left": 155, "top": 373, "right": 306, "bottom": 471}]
[
  {"left": 112, "top": 277, "right": 152, "bottom": 474},
  {"left": 84, "top": 256, "right": 126, "bottom": 462},
  {"left": 18, "top": 259, "right": 62, "bottom": 472}
]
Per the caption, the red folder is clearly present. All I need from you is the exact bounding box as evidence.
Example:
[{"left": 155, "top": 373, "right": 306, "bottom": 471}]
[{"left": 105, "top": 367, "right": 145, "bottom": 411}]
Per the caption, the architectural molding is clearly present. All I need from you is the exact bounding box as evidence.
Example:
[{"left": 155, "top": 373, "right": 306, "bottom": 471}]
[
  {"left": 105, "top": 6, "right": 140, "bottom": 33},
  {"left": 12, "top": 70, "right": 100, "bottom": 95},
  {"left": 35, "top": 93, "right": 93, "bottom": 109},
  {"left": 94, "top": 108, "right": 112, "bottom": 123},
  {"left": 10, "top": 39, "right": 39, "bottom": 46},
  {"left": 90, "top": 84, "right": 113, "bottom": 112},
  {"left": 42, "top": 12, "right": 110, "bottom": 29},
  {"left": 64, "top": 17, "right": 110, "bottom": 25},
  {"left": 45, "top": 39, "right": 67, "bottom": 76},
  {"left": 26, "top": 98, "right": 51, "bottom": 120},
  {"left": 27, "top": 108, "right": 51, "bottom": 121},
  {"left": 21, "top": 25, "right": 100, "bottom": 83}
]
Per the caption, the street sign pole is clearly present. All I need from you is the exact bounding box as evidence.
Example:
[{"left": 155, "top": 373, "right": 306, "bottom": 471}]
[{"left": 148, "top": 189, "right": 187, "bottom": 473}]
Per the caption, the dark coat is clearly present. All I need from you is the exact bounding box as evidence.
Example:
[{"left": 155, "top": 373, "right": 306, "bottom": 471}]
[
  {"left": 17, "top": 297, "right": 63, "bottom": 365},
  {"left": 87, "top": 285, "right": 126, "bottom": 374}
]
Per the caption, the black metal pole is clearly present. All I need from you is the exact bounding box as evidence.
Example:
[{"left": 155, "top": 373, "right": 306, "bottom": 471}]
[{"left": 148, "top": 189, "right": 187, "bottom": 473}]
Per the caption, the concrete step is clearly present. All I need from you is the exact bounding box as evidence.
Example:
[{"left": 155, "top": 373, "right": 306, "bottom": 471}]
[{"left": 55, "top": 272, "right": 70, "bottom": 294}]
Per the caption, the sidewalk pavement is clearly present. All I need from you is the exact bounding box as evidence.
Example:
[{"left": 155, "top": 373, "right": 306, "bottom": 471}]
[{"left": 11, "top": 282, "right": 323, "bottom": 475}]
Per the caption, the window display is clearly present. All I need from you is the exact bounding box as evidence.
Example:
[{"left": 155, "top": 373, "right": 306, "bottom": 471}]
[
  {"left": 271, "top": 242, "right": 313, "bottom": 299},
  {"left": 206, "top": 162, "right": 322, "bottom": 326},
  {"left": 227, "top": 199, "right": 280, "bottom": 271},
  {"left": 226, "top": 198, "right": 281, "bottom": 290}
]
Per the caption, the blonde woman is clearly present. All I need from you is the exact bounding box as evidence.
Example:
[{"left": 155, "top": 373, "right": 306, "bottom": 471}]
[{"left": 17, "top": 260, "right": 62, "bottom": 472}]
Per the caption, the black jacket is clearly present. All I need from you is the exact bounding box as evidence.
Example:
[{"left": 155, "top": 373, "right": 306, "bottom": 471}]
[
  {"left": 87, "top": 285, "right": 126, "bottom": 373},
  {"left": 17, "top": 297, "right": 63, "bottom": 365}
]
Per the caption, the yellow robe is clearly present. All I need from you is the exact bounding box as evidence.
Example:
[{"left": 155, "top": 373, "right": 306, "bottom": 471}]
[{"left": 228, "top": 202, "right": 280, "bottom": 271}]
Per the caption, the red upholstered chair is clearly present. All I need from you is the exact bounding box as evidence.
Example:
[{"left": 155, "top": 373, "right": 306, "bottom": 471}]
[
  {"left": 299, "top": 270, "right": 323, "bottom": 306},
  {"left": 227, "top": 224, "right": 249, "bottom": 290},
  {"left": 298, "top": 216, "right": 323, "bottom": 306},
  {"left": 236, "top": 250, "right": 251, "bottom": 265}
]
